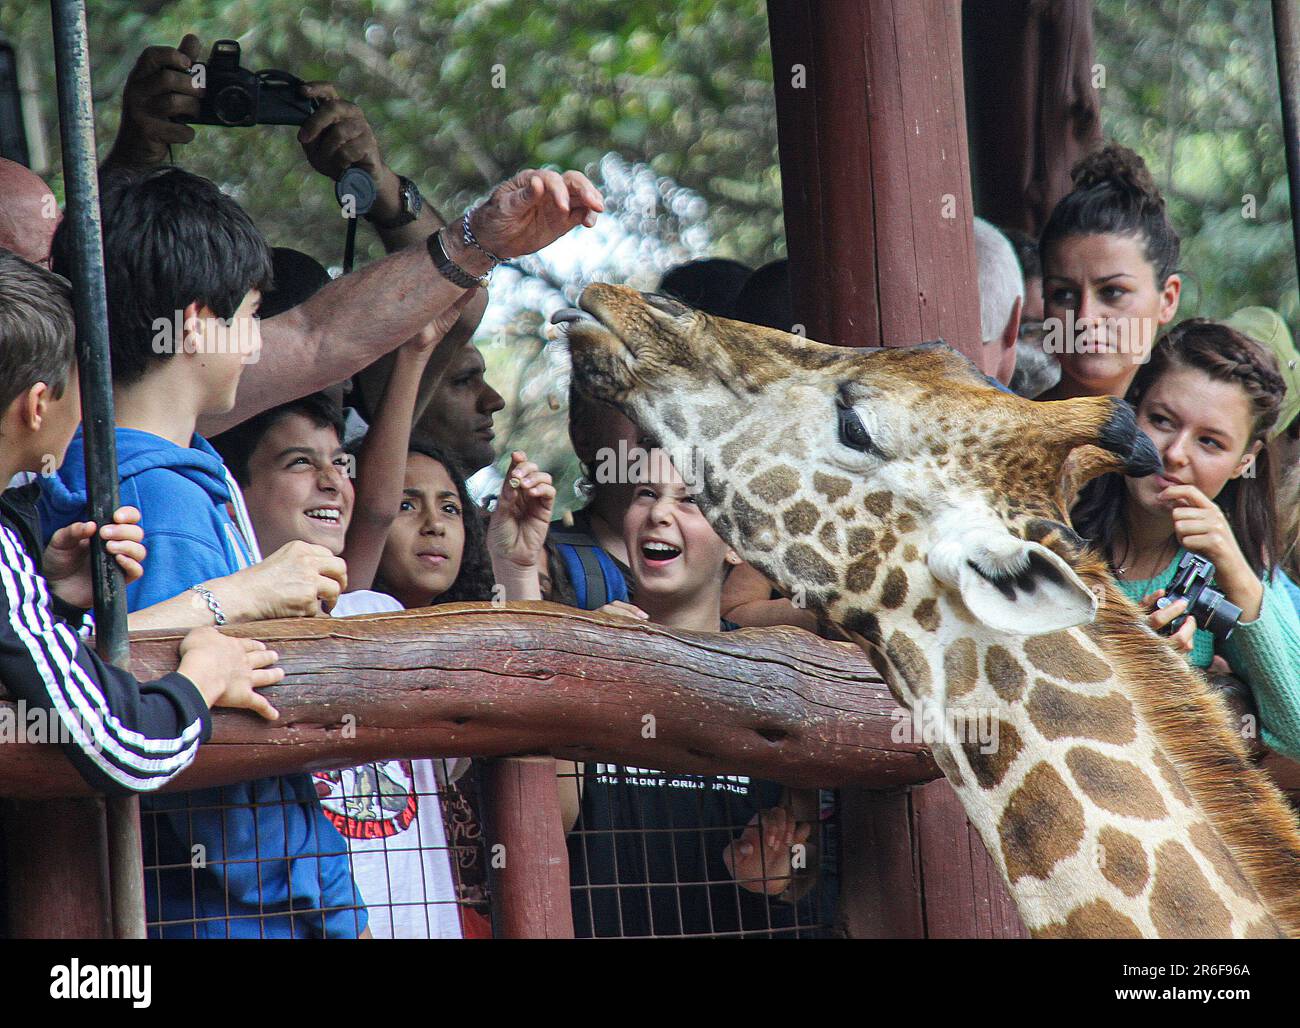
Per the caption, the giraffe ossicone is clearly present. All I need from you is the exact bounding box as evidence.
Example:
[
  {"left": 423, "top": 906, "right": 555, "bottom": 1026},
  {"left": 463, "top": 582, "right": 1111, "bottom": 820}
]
[{"left": 562, "top": 283, "right": 1300, "bottom": 939}]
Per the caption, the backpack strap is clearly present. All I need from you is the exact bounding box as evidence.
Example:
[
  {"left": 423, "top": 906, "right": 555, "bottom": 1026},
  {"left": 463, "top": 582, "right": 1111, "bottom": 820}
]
[{"left": 549, "top": 526, "right": 629, "bottom": 610}]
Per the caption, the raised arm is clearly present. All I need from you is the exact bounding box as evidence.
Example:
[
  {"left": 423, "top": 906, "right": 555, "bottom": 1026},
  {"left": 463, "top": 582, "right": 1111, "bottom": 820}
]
[
  {"left": 342, "top": 295, "right": 475, "bottom": 590},
  {"left": 200, "top": 167, "right": 601, "bottom": 435}
]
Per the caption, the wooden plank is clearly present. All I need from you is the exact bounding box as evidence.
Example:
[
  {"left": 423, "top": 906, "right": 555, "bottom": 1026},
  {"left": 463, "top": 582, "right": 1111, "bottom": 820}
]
[
  {"left": 0, "top": 604, "right": 940, "bottom": 799},
  {"left": 482, "top": 757, "right": 574, "bottom": 938},
  {"left": 768, "top": 0, "right": 983, "bottom": 358},
  {"left": 3, "top": 797, "right": 111, "bottom": 938},
  {"left": 911, "top": 779, "right": 1028, "bottom": 938},
  {"left": 836, "top": 786, "right": 925, "bottom": 938}
]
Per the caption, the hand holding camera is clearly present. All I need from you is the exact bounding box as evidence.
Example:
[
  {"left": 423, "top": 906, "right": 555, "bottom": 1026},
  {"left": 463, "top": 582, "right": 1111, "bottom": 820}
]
[{"left": 1150, "top": 552, "right": 1242, "bottom": 643}]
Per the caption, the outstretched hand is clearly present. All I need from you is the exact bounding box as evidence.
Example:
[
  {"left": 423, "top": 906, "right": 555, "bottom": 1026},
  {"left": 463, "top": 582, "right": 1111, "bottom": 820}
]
[{"left": 466, "top": 169, "right": 604, "bottom": 263}]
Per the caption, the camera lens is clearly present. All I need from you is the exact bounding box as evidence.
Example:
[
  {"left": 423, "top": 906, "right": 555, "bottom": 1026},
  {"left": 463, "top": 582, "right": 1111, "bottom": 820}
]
[
  {"left": 213, "top": 85, "right": 255, "bottom": 126},
  {"left": 1195, "top": 589, "right": 1242, "bottom": 642}
]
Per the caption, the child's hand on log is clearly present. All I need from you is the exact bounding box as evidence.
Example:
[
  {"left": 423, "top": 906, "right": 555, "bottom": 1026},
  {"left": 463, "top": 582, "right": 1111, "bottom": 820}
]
[{"left": 594, "top": 601, "right": 649, "bottom": 621}]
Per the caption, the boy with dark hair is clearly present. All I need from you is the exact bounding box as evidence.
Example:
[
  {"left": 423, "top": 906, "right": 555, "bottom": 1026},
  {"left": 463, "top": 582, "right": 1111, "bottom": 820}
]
[
  {"left": 0, "top": 248, "right": 282, "bottom": 794},
  {"left": 39, "top": 168, "right": 362, "bottom": 938}
]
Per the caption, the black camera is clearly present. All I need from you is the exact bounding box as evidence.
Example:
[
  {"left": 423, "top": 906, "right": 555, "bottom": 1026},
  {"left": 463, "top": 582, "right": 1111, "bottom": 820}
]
[
  {"left": 1156, "top": 552, "right": 1242, "bottom": 642},
  {"left": 184, "top": 40, "right": 317, "bottom": 127}
]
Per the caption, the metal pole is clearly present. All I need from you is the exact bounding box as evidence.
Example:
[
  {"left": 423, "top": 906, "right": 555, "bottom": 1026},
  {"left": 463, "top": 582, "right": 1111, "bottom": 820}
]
[
  {"left": 1273, "top": 1, "right": 1300, "bottom": 288},
  {"left": 49, "top": 0, "right": 145, "bottom": 939}
]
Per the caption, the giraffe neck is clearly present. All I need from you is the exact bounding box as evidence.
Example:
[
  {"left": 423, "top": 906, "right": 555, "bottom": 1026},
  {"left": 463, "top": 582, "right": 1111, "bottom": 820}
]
[{"left": 862, "top": 583, "right": 1300, "bottom": 938}]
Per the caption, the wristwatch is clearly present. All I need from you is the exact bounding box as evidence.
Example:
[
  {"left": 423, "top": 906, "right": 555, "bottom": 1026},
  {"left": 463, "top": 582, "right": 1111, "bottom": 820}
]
[
  {"left": 366, "top": 173, "right": 423, "bottom": 229},
  {"left": 427, "top": 228, "right": 489, "bottom": 290}
]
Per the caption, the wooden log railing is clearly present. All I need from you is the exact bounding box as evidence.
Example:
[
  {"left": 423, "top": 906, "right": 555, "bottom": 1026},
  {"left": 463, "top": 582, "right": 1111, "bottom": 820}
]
[{"left": 0, "top": 603, "right": 934, "bottom": 799}]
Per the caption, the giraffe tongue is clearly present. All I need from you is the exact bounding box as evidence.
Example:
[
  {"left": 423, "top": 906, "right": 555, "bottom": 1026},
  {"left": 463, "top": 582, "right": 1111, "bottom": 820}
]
[{"left": 550, "top": 308, "right": 596, "bottom": 326}]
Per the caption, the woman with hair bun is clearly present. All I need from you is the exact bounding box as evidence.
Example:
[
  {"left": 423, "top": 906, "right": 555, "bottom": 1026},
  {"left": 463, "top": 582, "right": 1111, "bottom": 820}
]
[
  {"left": 1072, "top": 320, "right": 1300, "bottom": 759},
  {"left": 1038, "top": 143, "right": 1183, "bottom": 400}
]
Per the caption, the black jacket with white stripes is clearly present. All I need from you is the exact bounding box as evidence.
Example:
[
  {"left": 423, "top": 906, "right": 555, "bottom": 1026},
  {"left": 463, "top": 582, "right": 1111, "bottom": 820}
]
[{"left": 0, "top": 487, "right": 212, "bottom": 795}]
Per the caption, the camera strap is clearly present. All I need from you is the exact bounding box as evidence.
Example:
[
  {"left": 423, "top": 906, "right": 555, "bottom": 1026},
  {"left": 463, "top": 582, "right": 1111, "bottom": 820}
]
[{"left": 335, "top": 166, "right": 377, "bottom": 274}]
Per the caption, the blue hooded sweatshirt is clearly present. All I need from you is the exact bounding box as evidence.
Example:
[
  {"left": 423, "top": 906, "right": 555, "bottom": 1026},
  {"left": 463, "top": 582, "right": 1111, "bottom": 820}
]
[{"left": 40, "top": 427, "right": 365, "bottom": 938}]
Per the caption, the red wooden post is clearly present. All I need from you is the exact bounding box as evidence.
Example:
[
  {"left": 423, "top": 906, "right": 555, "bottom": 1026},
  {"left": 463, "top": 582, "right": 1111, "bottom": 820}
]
[
  {"left": 481, "top": 757, "right": 574, "bottom": 938},
  {"left": 3, "top": 798, "right": 112, "bottom": 938},
  {"left": 768, "top": 0, "right": 1025, "bottom": 937},
  {"left": 768, "top": 0, "right": 983, "bottom": 359},
  {"left": 963, "top": 0, "right": 1102, "bottom": 235}
]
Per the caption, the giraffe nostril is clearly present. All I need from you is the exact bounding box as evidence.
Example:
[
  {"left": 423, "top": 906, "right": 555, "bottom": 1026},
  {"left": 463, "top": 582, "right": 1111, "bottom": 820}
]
[{"left": 755, "top": 727, "right": 789, "bottom": 743}]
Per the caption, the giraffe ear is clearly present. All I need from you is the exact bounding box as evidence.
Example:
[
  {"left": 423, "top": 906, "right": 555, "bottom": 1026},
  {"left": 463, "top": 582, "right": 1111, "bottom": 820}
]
[{"left": 928, "top": 525, "right": 1098, "bottom": 635}]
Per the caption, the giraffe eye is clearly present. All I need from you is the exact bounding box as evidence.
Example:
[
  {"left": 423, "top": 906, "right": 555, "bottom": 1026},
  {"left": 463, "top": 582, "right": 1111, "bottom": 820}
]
[{"left": 838, "top": 402, "right": 874, "bottom": 453}]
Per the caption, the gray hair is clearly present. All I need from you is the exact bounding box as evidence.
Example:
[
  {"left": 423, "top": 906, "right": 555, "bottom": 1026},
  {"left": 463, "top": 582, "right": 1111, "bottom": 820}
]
[
  {"left": 973, "top": 217, "right": 1024, "bottom": 345},
  {"left": 0, "top": 247, "right": 75, "bottom": 413}
]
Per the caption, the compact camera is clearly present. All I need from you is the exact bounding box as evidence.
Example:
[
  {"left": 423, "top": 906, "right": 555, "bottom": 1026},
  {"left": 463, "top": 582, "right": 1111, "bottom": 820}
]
[
  {"left": 183, "top": 40, "right": 317, "bottom": 127},
  {"left": 1156, "top": 552, "right": 1242, "bottom": 642}
]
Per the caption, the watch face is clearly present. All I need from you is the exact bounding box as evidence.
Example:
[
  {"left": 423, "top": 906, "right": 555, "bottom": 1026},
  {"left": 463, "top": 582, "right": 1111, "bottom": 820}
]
[{"left": 402, "top": 178, "right": 423, "bottom": 217}]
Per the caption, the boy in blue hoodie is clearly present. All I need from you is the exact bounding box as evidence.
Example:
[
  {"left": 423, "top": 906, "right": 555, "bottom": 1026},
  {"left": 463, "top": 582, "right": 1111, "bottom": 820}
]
[{"left": 40, "top": 167, "right": 361, "bottom": 938}]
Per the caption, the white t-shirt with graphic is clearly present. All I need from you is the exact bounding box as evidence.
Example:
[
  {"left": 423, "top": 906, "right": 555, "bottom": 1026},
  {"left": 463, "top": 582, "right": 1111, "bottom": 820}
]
[{"left": 323, "top": 591, "right": 463, "bottom": 939}]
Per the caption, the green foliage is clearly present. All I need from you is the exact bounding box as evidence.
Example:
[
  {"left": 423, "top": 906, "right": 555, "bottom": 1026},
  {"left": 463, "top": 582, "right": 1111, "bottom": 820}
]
[
  {"left": 6, "top": 0, "right": 1299, "bottom": 491},
  {"left": 1095, "top": 0, "right": 1299, "bottom": 326}
]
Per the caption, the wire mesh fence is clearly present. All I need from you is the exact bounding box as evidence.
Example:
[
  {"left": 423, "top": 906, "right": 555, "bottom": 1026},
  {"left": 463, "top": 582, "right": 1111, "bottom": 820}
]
[{"left": 136, "top": 755, "right": 837, "bottom": 939}]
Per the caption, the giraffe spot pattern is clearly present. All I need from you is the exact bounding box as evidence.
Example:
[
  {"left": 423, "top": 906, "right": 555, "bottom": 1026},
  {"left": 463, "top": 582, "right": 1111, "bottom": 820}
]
[
  {"left": 813, "top": 472, "right": 851, "bottom": 502},
  {"left": 902, "top": 543, "right": 919, "bottom": 562},
  {"left": 943, "top": 637, "right": 979, "bottom": 698},
  {"left": 748, "top": 465, "right": 801, "bottom": 505},
  {"left": 818, "top": 521, "right": 841, "bottom": 555},
  {"left": 1025, "top": 678, "right": 1137, "bottom": 745},
  {"left": 732, "top": 492, "right": 777, "bottom": 546},
  {"left": 846, "top": 526, "right": 875, "bottom": 552},
  {"left": 880, "top": 567, "right": 909, "bottom": 609},
  {"left": 1151, "top": 749, "right": 1196, "bottom": 808},
  {"left": 785, "top": 542, "right": 839, "bottom": 587},
  {"left": 1148, "top": 840, "right": 1234, "bottom": 938},
  {"left": 878, "top": 530, "right": 898, "bottom": 554},
  {"left": 962, "top": 720, "right": 1021, "bottom": 789},
  {"left": 885, "top": 630, "right": 932, "bottom": 697},
  {"left": 1096, "top": 826, "right": 1148, "bottom": 898},
  {"left": 845, "top": 554, "right": 878, "bottom": 593},
  {"left": 782, "top": 500, "right": 820, "bottom": 537},
  {"left": 999, "top": 762, "right": 1086, "bottom": 883},
  {"left": 864, "top": 491, "right": 893, "bottom": 517},
  {"left": 985, "top": 645, "right": 1027, "bottom": 701},
  {"left": 660, "top": 403, "right": 688, "bottom": 438},
  {"left": 1033, "top": 899, "right": 1143, "bottom": 939},
  {"left": 1188, "top": 821, "right": 1257, "bottom": 903},
  {"left": 896, "top": 512, "right": 917, "bottom": 534},
  {"left": 930, "top": 744, "right": 965, "bottom": 788},
  {"left": 1024, "top": 632, "right": 1111, "bottom": 683},
  {"left": 912, "top": 597, "right": 940, "bottom": 632},
  {"left": 1064, "top": 747, "right": 1168, "bottom": 820}
]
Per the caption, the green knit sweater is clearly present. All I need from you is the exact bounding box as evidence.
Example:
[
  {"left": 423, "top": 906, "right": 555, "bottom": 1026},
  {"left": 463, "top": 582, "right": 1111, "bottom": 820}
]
[{"left": 1114, "top": 551, "right": 1300, "bottom": 760}]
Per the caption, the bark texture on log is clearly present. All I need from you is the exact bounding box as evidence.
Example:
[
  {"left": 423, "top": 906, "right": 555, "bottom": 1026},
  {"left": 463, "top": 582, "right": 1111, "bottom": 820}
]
[{"left": 0, "top": 603, "right": 936, "bottom": 799}]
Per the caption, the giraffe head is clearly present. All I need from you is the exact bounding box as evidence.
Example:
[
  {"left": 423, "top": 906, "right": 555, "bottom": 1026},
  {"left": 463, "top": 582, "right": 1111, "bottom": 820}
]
[{"left": 561, "top": 283, "right": 1159, "bottom": 657}]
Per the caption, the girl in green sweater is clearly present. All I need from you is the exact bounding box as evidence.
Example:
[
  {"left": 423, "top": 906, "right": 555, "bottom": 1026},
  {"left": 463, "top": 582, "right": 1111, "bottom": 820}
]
[{"left": 1073, "top": 319, "right": 1300, "bottom": 760}]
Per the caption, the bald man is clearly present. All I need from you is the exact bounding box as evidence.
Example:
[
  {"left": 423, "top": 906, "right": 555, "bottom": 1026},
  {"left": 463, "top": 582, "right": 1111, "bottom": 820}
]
[{"left": 0, "top": 158, "right": 59, "bottom": 266}]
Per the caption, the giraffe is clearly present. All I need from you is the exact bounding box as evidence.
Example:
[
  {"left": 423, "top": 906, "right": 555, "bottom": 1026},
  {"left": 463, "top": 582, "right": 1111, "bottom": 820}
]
[{"left": 556, "top": 283, "right": 1300, "bottom": 938}]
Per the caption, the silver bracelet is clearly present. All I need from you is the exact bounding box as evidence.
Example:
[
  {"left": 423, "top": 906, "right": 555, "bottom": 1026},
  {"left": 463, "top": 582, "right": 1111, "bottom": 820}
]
[
  {"left": 190, "top": 585, "right": 227, "bottom": 626},
  {"left": 461, "top": 210, "right": 503, "bottom": 266}
]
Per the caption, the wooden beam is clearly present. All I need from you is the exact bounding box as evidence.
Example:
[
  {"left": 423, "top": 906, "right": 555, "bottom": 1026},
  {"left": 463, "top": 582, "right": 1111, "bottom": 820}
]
[
  {"left": 482, "top": 757, "right": 575, "bottom": 938},
  {"left": 0, "top": 604, "right": 938, "bottom": 799},
  {"left": 767, "top": 0, "right": 983, "bottom": 360},
  {"left": 963, "top": 0, "right": 1102, "bottom": 234}
]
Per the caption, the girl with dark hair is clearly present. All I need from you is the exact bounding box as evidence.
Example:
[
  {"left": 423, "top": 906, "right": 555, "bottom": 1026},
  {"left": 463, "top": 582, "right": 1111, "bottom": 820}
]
[
  {"left": 1038, "top": 143, "right": 1183, "bottom": 400},
  {"left": 374, "top": 440, "right": 497, "bottom": 606},
  {"left": 1072, "top": 319, "right": 1300, "bottom": 758}
]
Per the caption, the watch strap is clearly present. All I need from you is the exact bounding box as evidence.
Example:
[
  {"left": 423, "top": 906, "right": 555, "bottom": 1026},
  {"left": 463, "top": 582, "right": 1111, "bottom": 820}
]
[
  {"left": 427, "top": 229, "right": 489, "bottom": 290},
  {"left": 366, "top": 173, "right": 421, "bottom": 229}
]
